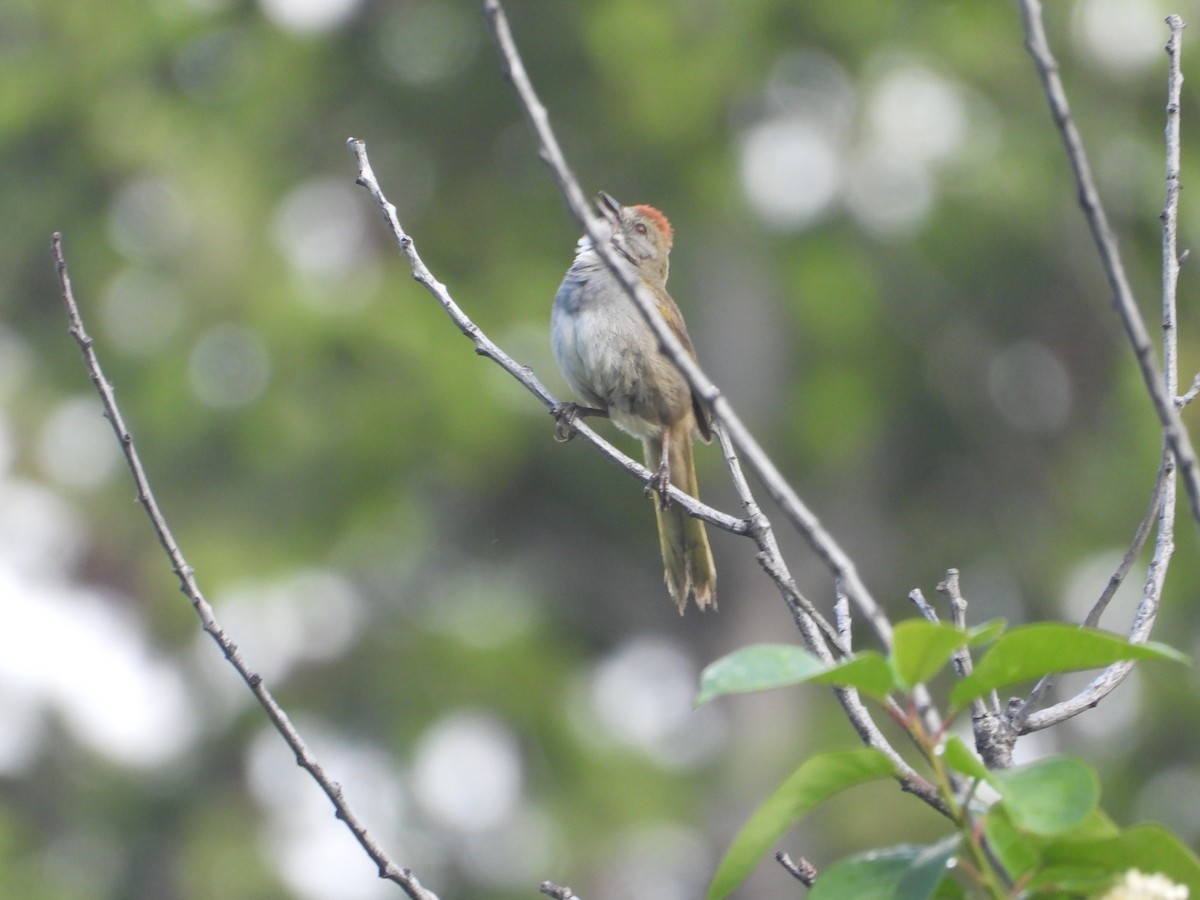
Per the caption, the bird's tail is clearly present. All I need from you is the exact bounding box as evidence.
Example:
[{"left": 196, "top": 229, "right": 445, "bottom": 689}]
[{"left": 646, "top": 426, "right": 717, "bottom": 613}]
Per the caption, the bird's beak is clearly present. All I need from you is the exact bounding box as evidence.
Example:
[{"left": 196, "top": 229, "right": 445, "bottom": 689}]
[{"left": 596, "top": 191, "right": 622, "bottom": 223}]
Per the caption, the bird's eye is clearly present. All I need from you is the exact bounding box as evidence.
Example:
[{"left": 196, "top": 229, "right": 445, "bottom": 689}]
[{"left": 634, "top": 222, "right": 648, "bottom": 235}]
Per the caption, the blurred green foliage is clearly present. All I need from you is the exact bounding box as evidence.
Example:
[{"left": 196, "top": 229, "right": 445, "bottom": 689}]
[{"left": 3, "top": 0, "right": 1200, "bottom": 897}]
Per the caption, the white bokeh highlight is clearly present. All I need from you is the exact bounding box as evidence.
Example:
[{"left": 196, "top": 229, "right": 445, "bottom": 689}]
[
  {"left": 0, "top": 479, "right": 200, "bottom": 770},
  {"left": 258, "top": 0, "right": 362, "bottom": 34},
  {"left": 411, "top": 710, "right": 523, "bottom": 833},
  {"left": 739, "top": 116, "right": 842, "bottom": 230},
  {"left": 271, "top": 177, "right": 381, "bottom": 312},
  {"left": 1074, "top": 0, "right": 1168, "bottom": 72},
  {"left": 37, "top": 396, "right": 122, "bottom": 490},
  {"left": 570, "top": 637, "right": 726, "bottom": 771}
]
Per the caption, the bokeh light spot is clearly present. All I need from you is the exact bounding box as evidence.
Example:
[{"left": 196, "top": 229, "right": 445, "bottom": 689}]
[
  {"left": 739, "top": 115, "right": 841, "bottom": 230},
  {"left": 987, "top": 340, "right": 1071, "bottom": 433},
  {"left": 866, "top": 63, "right": 967, "bottom": 168},
  {"left": 376, "top": 2, "right": 480, "bottom": 87},
  {"left": 846, "top": 150, "right": 933, "bottom": 235},
  {"left": 102, "top": 269, "right": 186, "bottom": 356},
  {"left": 412, "top": 711, "right": 523, "bottom": 833},
  {"left": 188, "top": 323, "right": 270, "bottom": 409},
  {"left": 37, "top": 396, "right": 122, "bottom": 490},
  {"left": 258, "top": 0, "right": 362, "bottom": 34},
  {"left": 107, "top": 176, "right": 191, "bottom": 263},
  {"left": 0, "top": 565, "right": 199, "bottom": 768},
  {"left": 1074, "top": 0, "right": 1165, "bottom": 72}
]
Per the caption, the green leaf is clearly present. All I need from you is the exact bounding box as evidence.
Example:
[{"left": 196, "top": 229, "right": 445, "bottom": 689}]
[
  {"left": 949, "top": 625, "right": 1189, "bottom": 711},
  {"left": 1037, "top": 824, "right": 1200, "bottom": 893},
  {"left": 941, "top": 735, "right": 989, "bottom": 782},
  {"left": 696, "top": 644, "right": 825, "bottom": 705},
  {"left": 707, "top": 748, "right": 896, "bottom": 900},
  {"left": 809, "top": 837, "right": 959, "bottom": 900},
  {"left": 984, "top": 801, "right": 1120, "bottom": 889},
  {"left": 982, "top": 806, "right": 1040, "bottom": 886},
  {"left": 890, "top": 621, "right": 973, "bottom": 689},
  {"left": 965, "top": 618, "right": 1008, "bottom": 645},
  {"left": 992, "top": 757, "right": 1098, "bottom": 836},
  {"left": 809, "top": 651, "right": 897, "bottom": 700},
  {"left": 898, "top": 836, "right": 962, "bottom": 899}
]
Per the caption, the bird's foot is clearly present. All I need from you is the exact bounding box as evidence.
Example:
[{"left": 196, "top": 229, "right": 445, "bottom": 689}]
[
  {"left": 551, "top": 402, "right": 606, "bottom": 443},
  {"left": 645, "top": 461, "right": 672, "bottom": 510}
]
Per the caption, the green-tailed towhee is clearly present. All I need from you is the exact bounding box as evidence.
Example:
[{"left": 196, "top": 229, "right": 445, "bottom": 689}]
[{"left": 551, "top": 192, "right": 716, "bottom": 613}]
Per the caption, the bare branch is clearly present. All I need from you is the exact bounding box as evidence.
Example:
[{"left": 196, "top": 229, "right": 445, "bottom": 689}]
[
  {"left": 1178, "top": 371, "right": 1200, "bottom": 407},
  {"left": 834, "top": 587, "right": 851, "bottom": 646},
  {"left": 1084, "top": 457, "right": 1170, "bottom": 632},
  {"left": 775, "top": 851, "right": 818, "bottom": 887},
  {"left": 712, "top": 424, "right": 842, "bottom": 652},
  {"left": 1017, "top": 0, "right": 1200, "bottom": 526},
  {"left": 51, "top": 234, "right": 439, "bottom": 900},
  {"left": 936, "top": 571, "right": 992, "bottom": 708},
  {"left": 480, "top": 0, "right": 892, "bottom": 651},
  {"left": 540, "top": 882, "right": 582, "bottom": 900},
  {"left": 908, "top": 588, "right": 938, "bottom": 624},
  {"left": 1161, "top": 15, "right": 1187, "bottom": 404},
  {"left": 1018, "top": 15, "right": 1185, "bottom": 734}
]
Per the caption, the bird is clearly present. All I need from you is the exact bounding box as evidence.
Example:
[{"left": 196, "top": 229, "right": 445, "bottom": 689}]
[{"left": 551, "top": 191, "right": 716, "bottom": 613}]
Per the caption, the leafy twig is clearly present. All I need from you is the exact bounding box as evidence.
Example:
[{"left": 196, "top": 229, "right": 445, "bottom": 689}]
[{"left": 51, "top": 233, "right": 439, "bottom": 900}]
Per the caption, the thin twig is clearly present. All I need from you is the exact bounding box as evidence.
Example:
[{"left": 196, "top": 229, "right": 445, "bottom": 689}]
[
  {"left": 1084, "top": 456, "right": 1171, "bottom": 631},
  {"left": 539, "top": 882, "right": 582, "bottom": 900},
  {"left": 1178, "top": 371, "right": 1200, "bottom": 407},
  {"left": 1019, "top": 15, "right": 1184, "bottom": 734},
  {"left": 1011, "top": 454, "right": 1166, "bottom": 729},
  {"left": 908, "top": 588, "right": 938, "bottom": 624},
  {"left": 480, "top": 0, "right": 893, "bottom": 652},
  {"left": 712, "top": 424, "right": 843, "bottom": 651},
  {"left": 834, "top": 586, "right": 851, "bottom": 647},
  {"left": 51, "top": 234, "right": 439, "bottom": 900},
  {"left": 347, "top": 139, "right": 746, "bottom": 538},
  {"left": 936, "top": 570, "right": 992, "bottom": 717},
  {"left": 1017, "top": 0, "right": 1200, "bottom": 526},
  {"left": 937, "top": 568, "right": 1012, "bottom": 766},
  {"left": 775, "top": 851, "right": 818, "bottom": 887}
]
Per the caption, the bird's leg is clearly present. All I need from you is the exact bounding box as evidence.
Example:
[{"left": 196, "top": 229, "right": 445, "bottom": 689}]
[
  {"left": 646, "top": 426, "right": 672, "bottom": 509},
  {"left": 552, "top": 401, "right": 608, "bottom": 443}
]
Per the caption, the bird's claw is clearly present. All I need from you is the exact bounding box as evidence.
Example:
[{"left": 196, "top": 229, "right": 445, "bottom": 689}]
[
  {"left": 551, "top": 401, "right": 608, "bottom": 442},
  {"left": 645, "top": 464, "right": 672, "bottom": 510},
  {"left": 552, "top": 402, "right": 581, "bottom": 443}
]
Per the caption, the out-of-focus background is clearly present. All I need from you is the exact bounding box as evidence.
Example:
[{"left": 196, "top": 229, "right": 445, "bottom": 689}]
[{"left": 3, "top": 0, "right": 1200, "bottom": 897}]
